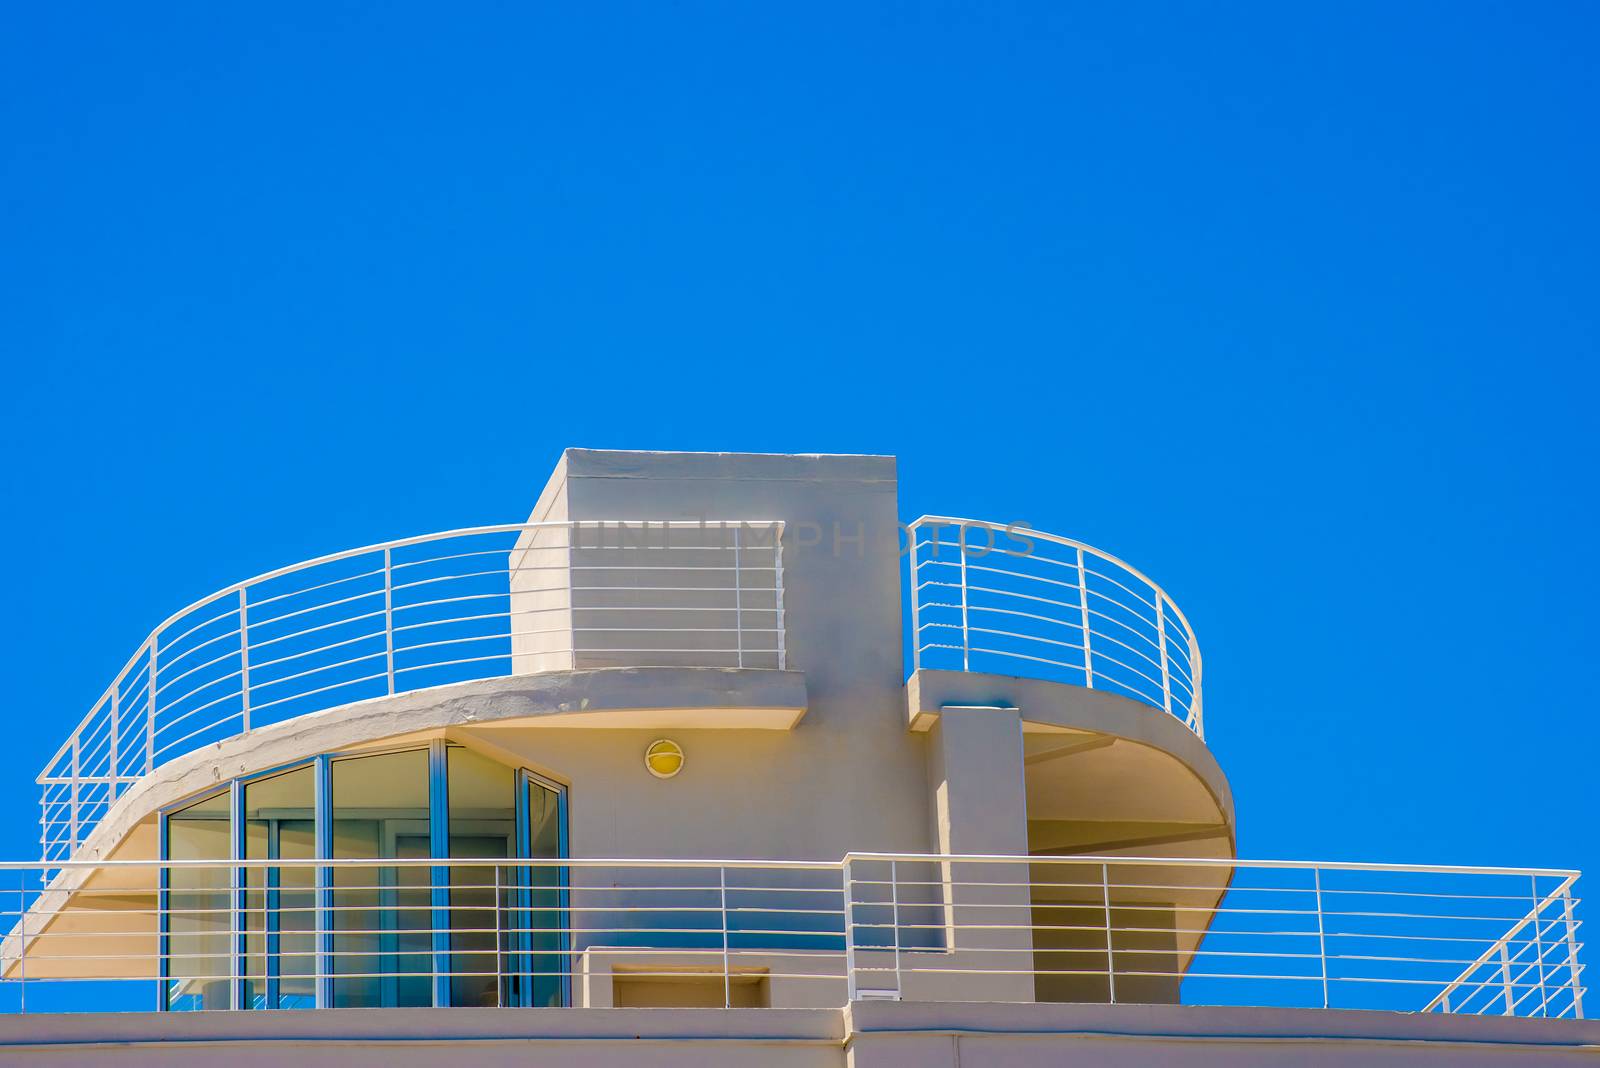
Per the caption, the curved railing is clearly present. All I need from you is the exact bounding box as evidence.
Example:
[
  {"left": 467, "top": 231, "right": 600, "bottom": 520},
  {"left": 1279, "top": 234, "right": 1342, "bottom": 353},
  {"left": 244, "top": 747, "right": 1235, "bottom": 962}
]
[
  {"left": 42, "top": 512, "right": 1200, "bottom": 863},
  {"left": 906, "top": 516, "right": 1203, "bottom": 738},
  {"left": 38, "top": 520, "right": 786, "bottom": 862}
]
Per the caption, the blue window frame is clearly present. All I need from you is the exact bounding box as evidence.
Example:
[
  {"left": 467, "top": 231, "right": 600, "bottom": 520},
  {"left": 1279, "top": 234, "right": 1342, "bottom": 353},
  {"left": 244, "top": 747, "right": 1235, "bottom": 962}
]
[{"left": 159, "top": 742, "right": 568, "bottom": 1010}]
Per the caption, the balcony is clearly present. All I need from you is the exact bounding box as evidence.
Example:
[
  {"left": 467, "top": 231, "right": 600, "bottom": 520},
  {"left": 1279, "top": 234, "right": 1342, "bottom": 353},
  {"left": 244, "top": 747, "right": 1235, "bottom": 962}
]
[
  {"left": 0, "top": 854, "right": 1583, "bottom": 1017},
  {"left": 38, "top": 521, "right": 787, "bottom": 863},
  {"left": 906, "top": 517, "right": 1203, "bottom": 738},
  {"left": 41, "top": 512, "right": 1205, "bottom": 867},
  {"left": 9, "top": 509, "right": 1589, "bottom": 1022}
]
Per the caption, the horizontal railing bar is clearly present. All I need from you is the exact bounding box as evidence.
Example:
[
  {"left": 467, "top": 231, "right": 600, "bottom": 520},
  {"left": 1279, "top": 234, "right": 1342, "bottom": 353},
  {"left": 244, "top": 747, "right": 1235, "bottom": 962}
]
[
  {"left": 844, "top": 854, "right": 1583, "bottom": 878},
  {"left": 4, "top": 857, "right": 1580, "bottom": 881},
  {"left": 243, "top": 563, "right": 389, "bottom": 613},
  {"left": 42, "top": 517, "right": 784, "bottom": 761},
  {"left": 909, "top": 516, "right": 1200, "bottom": 639}
]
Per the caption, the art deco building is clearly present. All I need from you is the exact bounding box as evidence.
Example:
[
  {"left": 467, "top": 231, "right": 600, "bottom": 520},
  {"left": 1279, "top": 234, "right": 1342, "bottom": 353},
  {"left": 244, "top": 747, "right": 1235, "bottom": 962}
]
[{"left": 0, "top": 450, "right": 1589, "bottom": 1065}]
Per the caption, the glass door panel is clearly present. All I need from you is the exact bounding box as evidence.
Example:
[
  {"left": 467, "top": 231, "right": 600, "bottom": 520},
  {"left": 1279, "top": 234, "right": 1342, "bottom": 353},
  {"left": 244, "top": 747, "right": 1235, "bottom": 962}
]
[
  {"left": 329, "top": 749, "right": 431, "bottom": 1007},
  {"left": 526, "top": 776, "right": 567, "bottom": 1007},
  {"left": 242, "top": 764, "right": 315, "bottom": 1009},
  {"left": 165, "top": 791, "right": 231, "bottom": 1010},
  {"left": 446, "top": 746, "right": 516, "bottom": 1006}
]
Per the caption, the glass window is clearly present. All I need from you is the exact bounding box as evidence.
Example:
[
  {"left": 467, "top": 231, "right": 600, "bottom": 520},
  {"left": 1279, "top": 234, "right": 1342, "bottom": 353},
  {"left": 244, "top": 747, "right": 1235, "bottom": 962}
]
[
  {"left": 165, "top": 790, "right": 231, "bottom": 1011},
  {"left": 446, "top": 746, "right": 515, "bottom": 1006},
  {"left": 162, "top": 744, "right": 567, "bottom": 1010},
  {"left": 330, "top": 749, "right": 432, "bottom": 1008},
  {"left": 527, "top": 776, "right": 566, "bottom": 1007},
  {"left": 242, "top": 765, "right": 316, "bottom": 1009}
]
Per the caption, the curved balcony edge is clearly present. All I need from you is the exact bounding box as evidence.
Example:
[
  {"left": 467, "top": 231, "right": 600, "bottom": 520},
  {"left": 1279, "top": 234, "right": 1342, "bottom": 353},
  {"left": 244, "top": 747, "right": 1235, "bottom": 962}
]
[
  {"left": 906, "top": 516, "right": 1204, "bottom": 740},
  {"left": 50, "top": 665, "right": 809, "bottom": 877},
  {"left": 38, "top": 519, "right": 788, "bottom": 863}
]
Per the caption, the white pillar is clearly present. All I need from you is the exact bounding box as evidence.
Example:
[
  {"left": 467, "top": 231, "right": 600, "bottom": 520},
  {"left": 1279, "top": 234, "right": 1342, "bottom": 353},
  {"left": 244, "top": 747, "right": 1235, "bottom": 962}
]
[{"left": 921, "top": 704, "right": 1033, "bottom": 1002}]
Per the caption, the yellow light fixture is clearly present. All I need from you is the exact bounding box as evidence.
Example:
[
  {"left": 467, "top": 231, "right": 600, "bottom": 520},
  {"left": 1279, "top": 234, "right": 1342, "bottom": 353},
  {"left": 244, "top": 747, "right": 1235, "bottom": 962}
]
[{"left": 644, "top": 739, "right": 684, "bottom": 779}]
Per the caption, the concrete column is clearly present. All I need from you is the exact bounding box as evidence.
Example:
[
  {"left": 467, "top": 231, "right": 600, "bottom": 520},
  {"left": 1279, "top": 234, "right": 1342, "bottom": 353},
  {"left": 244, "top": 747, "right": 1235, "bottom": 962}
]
[
  {"left": 927, "top": 705, "right": 1028, "bottom": 856},
  {"left": 917, "top": 705, "right": 1034, "bottom": 1002}
]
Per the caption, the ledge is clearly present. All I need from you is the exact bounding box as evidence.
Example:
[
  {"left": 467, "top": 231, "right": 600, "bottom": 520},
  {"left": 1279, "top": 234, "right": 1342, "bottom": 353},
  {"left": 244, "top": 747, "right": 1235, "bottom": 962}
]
[
  {"left": 63, "top": 667, "right": 808, "bottom": 869},
  {"left": 0, "top": 1006, "right": 845, "bottom": 1051},
  {"left": 845, "top": 999, "right": 1600, "bottom": 1053},
  {"left": 0, "top": 1001, "right": 1593, "bottom": 1060},
  {"left": 906, "top": 669, "right": 1233, "bottom": 830}
]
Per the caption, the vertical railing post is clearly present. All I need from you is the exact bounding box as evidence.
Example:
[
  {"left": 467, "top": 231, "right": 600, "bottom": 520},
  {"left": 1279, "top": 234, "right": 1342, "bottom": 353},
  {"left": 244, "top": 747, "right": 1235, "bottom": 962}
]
[
  {"left": 383, "top": 548, "right": 396, "bottom": 695},
  {"left": 1501, "top": 942, "right": 1516, "bottom": 1016},
  {"left": 108, "top": 684, "right": 120, "bottom": 802},
  {"left": 494, "top": 864, "right": 503, "bottom": 1005},
  {"left": 263, "top": 851, "right": 280, "bottom": 1010},
  {"left": 1155, "top": 594, "right": 1173, "bottom": 717},
  {"left": 890, "top": 859, "right": 902, "bottom": 998},
  {"left": 907, "top": 523, "right": 922, "bottom": 673},
  {"left": 733, "top": 526, "right": 743, "bottom": 670},
  {"left": 958, "top": 526, "right": 971, "bottom": 671},
  {"left": 720, "top": 866, "right": 732, "bottom": 1007},
  {"left": 1101, "top": 862, "right": 1116, "bottom": 1003},
  {"left": 17, "top": 875, "right": 26, "bottom": 1014},
  {"left": 1560, "top": 884, "right": 1584, "bottom": 1019},
  {"left": 773, "top": 524, "right": 787, "bottom": 671},
  {"left": 1533, "top": 876, "right": 1549, "bottom": 1015},
  {"left": 1077, "top": 548, "right": 1094, "bottom": 689},
  {"left": 238, "top": 588, "right": 252, "bottom": 732},
  {"left": 843, "top": 859, "right": 858, "bottom": 1001},
  {"left": 146, "top": 639, "right": 158, "bottom": 775},
  {"left": 1314, "top": 867, "right": 1329, "bottom": 1009},
  {"left": 69, "top": 735, "right": 80, "bottom": 854}
]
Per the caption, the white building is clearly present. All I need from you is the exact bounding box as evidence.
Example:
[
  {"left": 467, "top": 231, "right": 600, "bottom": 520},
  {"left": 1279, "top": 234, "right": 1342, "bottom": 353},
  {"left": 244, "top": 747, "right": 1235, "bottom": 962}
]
[{"left": 0, "top": 449, "right": 1590, "bottom": 1064}]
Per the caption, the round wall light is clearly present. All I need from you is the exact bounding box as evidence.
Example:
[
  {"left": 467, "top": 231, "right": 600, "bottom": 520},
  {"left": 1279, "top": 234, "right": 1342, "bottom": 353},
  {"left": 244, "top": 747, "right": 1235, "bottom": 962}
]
[{"left": 644, "top": 738, "right": 684, "bottom": 779}]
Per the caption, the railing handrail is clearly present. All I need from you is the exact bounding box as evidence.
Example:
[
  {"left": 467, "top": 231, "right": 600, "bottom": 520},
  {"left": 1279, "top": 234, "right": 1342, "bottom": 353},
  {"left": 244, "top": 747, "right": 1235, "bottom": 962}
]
[
  {"left": 6, "top": 853, "right": 1581, "bottom": 881},
  {"left": 908, "top": 515, "right": 1203, "bottom": 661},
  {"left": 39, "top": 518, "right": 786, "bottom": 778},
  {"left": 844, "top": 852, "right": 1582, "bottom": 879},
  {"left": 906, "top": 515, "right": 1204, "bottom": 737},
  {"left": 1422, "top": 875, "right": 1581, "bottom": 1012}
]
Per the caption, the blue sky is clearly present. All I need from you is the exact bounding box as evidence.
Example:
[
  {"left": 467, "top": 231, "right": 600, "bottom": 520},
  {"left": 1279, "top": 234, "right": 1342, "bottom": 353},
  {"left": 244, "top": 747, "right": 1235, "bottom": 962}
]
[{"left": 1, "top": 1, "right": 1595, "bottom": 886}]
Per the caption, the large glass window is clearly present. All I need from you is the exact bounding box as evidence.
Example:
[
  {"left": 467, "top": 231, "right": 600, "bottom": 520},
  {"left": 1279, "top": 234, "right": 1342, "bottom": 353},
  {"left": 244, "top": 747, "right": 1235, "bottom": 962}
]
[
  {"left": 160, "top": 742, "right": 567, "bottom": 1011},
  {"left": 526, "top": 775, "right": 566, "bottom": 1007},
  {"left": 164, "top": 790, "right": 231, "bottom": 1011},
  {"left": 242, "top": 764, "right": 316, "bottom": 1009},
  {"left": 330, "top": 748, "right": 433, "bottom": 1008},
  {"left": 446, "top": 746, "right": 515, "bottom": 1007}
]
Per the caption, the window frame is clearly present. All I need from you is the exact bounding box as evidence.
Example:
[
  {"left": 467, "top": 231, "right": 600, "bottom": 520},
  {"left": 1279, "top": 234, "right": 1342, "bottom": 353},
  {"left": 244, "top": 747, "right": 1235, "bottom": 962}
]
[{"left": 158, "top": 742, "right": 569, "bottom": 1010}]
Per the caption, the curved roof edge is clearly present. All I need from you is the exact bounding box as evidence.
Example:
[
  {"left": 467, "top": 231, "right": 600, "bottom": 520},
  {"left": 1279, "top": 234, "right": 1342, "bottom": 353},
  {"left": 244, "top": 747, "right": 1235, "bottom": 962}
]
[{"left": 68, "top": 667, "right": 809, "bottom": 868}]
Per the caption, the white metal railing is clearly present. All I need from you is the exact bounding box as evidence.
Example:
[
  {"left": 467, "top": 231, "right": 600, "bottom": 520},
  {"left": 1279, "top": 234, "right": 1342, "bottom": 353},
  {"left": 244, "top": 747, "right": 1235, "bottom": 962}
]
[
  {"left": 1424, "top": 878, "right": 1588, "bottom": 1016},
  {"left": 0, "top": 855, "right": 1581, "bottom": 1017},
  {"left": 907, "top": 517, "right": 1203, "bottom": 738},
  {"left": 38, "top": 521, "right": 786, "bottom": 864},
  {"left": 844, "top": 854, "right": 1583, "bottom": 1018}
]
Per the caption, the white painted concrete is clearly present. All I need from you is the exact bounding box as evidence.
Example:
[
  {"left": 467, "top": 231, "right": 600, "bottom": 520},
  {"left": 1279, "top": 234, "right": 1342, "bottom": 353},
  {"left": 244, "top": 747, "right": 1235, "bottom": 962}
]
[{"left": 1, "top": 1003, "right": 1595, "bottom": 1065}]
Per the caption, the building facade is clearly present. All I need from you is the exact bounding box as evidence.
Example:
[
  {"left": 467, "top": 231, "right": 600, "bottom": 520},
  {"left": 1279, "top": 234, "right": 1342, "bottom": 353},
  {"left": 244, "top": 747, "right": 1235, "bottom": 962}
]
[{"left": 0, "top": 449, "right": 1590, "bottom": 1064}]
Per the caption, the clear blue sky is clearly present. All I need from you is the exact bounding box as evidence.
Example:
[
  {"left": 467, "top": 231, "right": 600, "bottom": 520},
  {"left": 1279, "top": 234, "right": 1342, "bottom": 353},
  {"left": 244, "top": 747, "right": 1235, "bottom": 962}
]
[{"left": 1, "top": 3, "right": 1595, "bottom": 882}]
